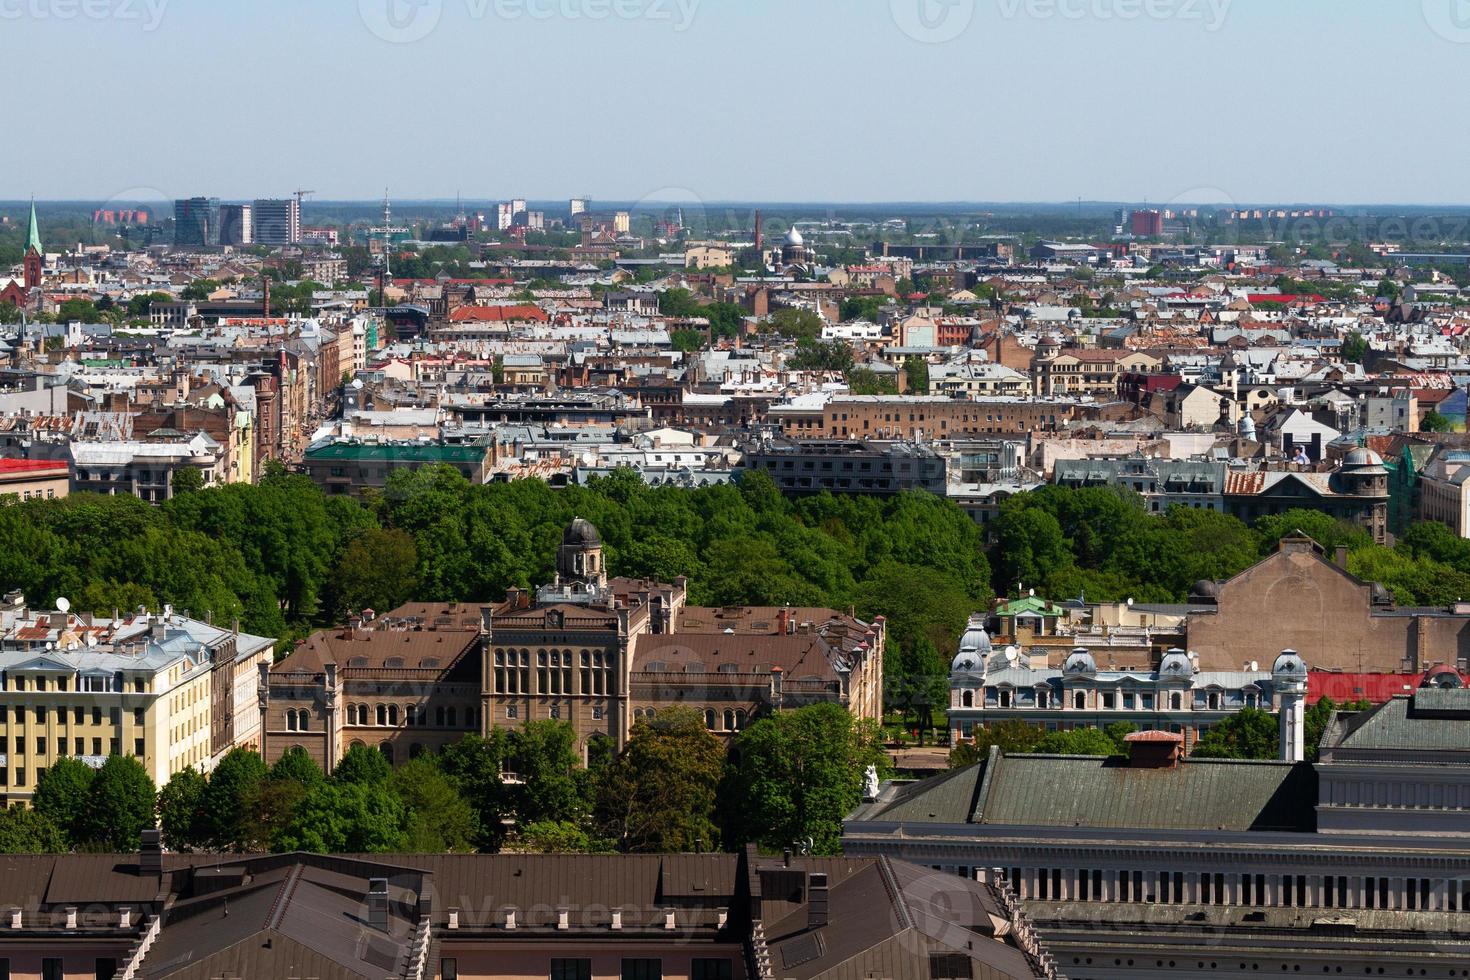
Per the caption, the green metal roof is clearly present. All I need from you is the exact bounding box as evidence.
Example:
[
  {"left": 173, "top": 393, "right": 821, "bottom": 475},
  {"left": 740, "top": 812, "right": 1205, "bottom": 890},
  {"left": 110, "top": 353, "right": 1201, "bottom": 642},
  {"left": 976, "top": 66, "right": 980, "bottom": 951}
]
[
  {"left": 1332, "top": 690, "right": 1470, "bottom": 752},
  {"left": 24, "top": 200, "right": 41, "bottom": 255},
  {"left": 975, "top": 755, "right": 1316, "bottom": 832},
  {"left": 304, "top": 443, "right": 485, "bottom": 463},
  {"left": 992, "top": 595, "right": 1059, "bottom": 618}
]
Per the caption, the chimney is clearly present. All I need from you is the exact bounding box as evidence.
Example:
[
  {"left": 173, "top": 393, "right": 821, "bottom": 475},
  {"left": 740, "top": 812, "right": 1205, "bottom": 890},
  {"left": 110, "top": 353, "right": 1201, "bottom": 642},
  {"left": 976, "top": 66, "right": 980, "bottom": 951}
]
[
  {"left": 139, "top": 828, "right": 163, "bottom": 876},
  {"left": 1123, "top": 731, "right": 1184, "bottom": 769},
  {"left": 367, "top": 878, "right": 389, "bottom": 930},
  {"left": 807, "top": 873, "right": 829, "bottom": 929},
  {"left": 65, "top": 907, "right": 77, "bottom": 929},
  {"left": 1335, "top": 545, "right": 1349, "bottom": 570}
]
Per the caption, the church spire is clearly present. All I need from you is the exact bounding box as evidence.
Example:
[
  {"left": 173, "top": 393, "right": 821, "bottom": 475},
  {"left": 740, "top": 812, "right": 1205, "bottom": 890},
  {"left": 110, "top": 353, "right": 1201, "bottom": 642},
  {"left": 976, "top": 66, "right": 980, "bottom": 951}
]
[{"left": 24, "top": 199, "right": 42, "bottom": 255}]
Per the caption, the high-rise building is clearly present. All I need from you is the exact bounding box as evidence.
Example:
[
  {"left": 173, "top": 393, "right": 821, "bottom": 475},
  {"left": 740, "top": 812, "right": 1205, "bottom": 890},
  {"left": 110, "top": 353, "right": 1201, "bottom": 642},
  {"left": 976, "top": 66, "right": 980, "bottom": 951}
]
[
  {"left": 1131, "top": 209, "right": 1164, "bottom": 237},
  {"left": 496, "top": 202, "right": 515, "bottom": 230},
  {"left": 173, "top": 197, "right": 221, "bottom": 246},
  {"left": 218, "top": 203, "right": 253, "bottom": 246},
  {"left": 570, "top": 196, "right": 590, "bottom": 219},
  {"left": 252, "top": 198, "right": 301, "bottom": 245}
]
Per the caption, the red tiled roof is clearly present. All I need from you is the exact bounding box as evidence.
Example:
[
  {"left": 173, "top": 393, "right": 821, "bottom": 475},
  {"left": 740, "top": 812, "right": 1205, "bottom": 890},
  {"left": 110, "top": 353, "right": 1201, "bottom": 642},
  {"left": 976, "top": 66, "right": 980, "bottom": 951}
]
[
  {"left": 1308, "top": 672, "right": 1418, "bottom": 705},
  {"left": 0, "top": 458, "right": 68, "bottom": 475},
  {"left": 1224, "top": 471, "right": 1266, "bottom": 495},
  {"left": 1247, "top": 294, "right": 1324, "bottom": 305},
  {"left": 448, "top": 304, "right": 549, "bottom": 323}
]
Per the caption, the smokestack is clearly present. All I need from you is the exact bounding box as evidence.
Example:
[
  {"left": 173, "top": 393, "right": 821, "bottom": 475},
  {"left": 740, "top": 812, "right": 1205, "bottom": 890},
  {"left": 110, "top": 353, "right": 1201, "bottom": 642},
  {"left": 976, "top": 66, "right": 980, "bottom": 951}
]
[
  {"left": 807, "top": 873, "right": 829, "bottom": 929},
  {"left": 755, "top": 210, "right": 763, "bottom": 254},
  {"left": 367, "top": 878, "right": 389, "bottom": 930}
]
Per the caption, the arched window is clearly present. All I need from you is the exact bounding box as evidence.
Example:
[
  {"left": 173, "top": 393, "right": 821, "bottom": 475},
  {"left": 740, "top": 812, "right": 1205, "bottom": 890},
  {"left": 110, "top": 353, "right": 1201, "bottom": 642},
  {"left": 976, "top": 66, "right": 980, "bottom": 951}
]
[
  {"left": 344, "top": 705, "right": 355, "bottom": 726},
  {"left": 409, "top": 743, "right": 425, "bottom": 760},
  {"left": 387, "top": 704, "right": 399, "bottom": 726},
  {"left": 406, "top": 704, "right": 417, "bottom": 727},
  {"left": 296, "top": 710, "right": 308, "bottom": 732},
  {"left": 1073, "top": 691, "right": 1086, "bottom": 710},
  {"left": 1037, "top": 689, "right": 1049, "bottom": 709},
  {"left": 376, "top": 704, "right": 388, "bottom": 726},
  {"left": 723, "top": 709, "right": 735, "bottom": 731},
  {"left": 1170, "top": 692, "right": 1183, "bottom": 711},
  {"left": 704, "top": 709, "right": 717, "bottom": 730},
  {"left": 961, "top": 690, "right": 974, "bottom": 708},
  {"left": 436, "top": 705, "right": 447, "bottom": 727},
  {"left": 733, "top": 709, "right": 746, "bottom": 730},
  {"left": 446, "top": 706, "right": 457, "bottom": 727},
  {"left": 379, "top": 741, "right": 394, "bottom": 764},
  {"left": 285, "top": 709, "right": 298, "bottom": 731}
]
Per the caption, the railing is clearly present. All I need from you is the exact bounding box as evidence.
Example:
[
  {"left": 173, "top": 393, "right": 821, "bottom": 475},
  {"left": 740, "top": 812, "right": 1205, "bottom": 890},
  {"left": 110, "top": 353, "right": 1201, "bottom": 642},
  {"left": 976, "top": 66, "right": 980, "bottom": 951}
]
[
  {"left": 405, "top": 914, "right": 433, "bottom": 980},
  {"left": 119, "top": 915, "right": 161, "bottom": 980}
]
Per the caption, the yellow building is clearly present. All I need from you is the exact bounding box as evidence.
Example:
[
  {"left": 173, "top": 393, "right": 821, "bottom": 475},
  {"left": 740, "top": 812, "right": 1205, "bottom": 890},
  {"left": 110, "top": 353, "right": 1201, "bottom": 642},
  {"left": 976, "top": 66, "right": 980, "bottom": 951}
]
[{"left": 0, "top": 596, "right": 275, "bottom": 803}]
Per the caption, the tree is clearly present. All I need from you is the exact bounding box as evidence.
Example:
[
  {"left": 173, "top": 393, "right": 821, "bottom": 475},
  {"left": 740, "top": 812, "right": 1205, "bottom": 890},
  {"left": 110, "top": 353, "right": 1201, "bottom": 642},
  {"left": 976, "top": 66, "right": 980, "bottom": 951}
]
[
  {"left": 390, "top": 757, "right": 477, "bottom": 852},
  {"left": 594, "top": 707, "right": 724, "bottom": 852},
  {"left": 272, "top": 781, "right": 409, "bottom": 853},
  {"left": 269, "top": 746, "right": 326, "bottom": 788},
  {"left": 32, "top": 757, "right": 96, "bottom": 847},
  {"left": 893, "top": 636, "right": 948, "bottom": 744},
  {"left": 333, "top": 528, "right": 418, "bottom": 618},
  {"left": 1422, "top": 410, "right": 1453, "bottom": 433},
  {"left": 169, "top": 467, "right": 204, "bottom": 495},
  {"left": 333, "top": 744, "right": 392, "bottom": 786},
  {"left": 157, "top": 768, "right": 209, "bottom": 851},
  {"left": 902, "top": 357, "right": 930, "bottom": 394},
  {"left": 1034, "top": 726, "right": 1119, "bottom": 756},
  {"left": 845, "top": 367, "right": 897, "bottom": 396},
  {"left": 949, "top": 719, "right": 1045, "bottom": 767},
  {"left": 83, "top": 756, "right": 157, "bottom": 851},
  {"left": 768, "top": 307, "right": 824, "bottom": 340},
  {"left": 0, "top": 807, "right": 67, "bottom": 853},
  {"left": 1191, "top": 708, "right": 1279, "bottom": 760},
  {"left": 721, "top": 703, "right": 889, "bottom": 855},
  {"left": 437, "top": 732, "right": 512, "bottom": 850},
  {"left": 509, "top": 820, "right": 605, "bottom": 853},
  {"left": 506, "top": 721, "right": 584, "bottom": 826},
  {"left": 670, "top": 329, "right": 705, "bottom": 353},
  {"left": 787, "top": 339, "right": 853, "bottom": 373},
  {"left": 202, "top": 748, "right": 269, "bottom": 849},
  {"left": 1342, "top": 331, "right": 1368, "bottom": 364}
]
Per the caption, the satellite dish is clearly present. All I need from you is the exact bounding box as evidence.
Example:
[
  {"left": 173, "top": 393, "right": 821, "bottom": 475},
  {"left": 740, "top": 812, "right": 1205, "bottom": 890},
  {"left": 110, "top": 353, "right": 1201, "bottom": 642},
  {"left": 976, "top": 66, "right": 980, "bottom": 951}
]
[
  {"left": 1250, "top": 661, "right": 1259, "bottom": 672},
  {"left": 1028, "top": 588, "right": 1035, "bottom": 597},
  {"left": 1126, "top": 597, "right": 1134, "bottom": 607},
  {"left": 1005, "top": 648, "right": 1019, "bottom": 664},
  {"left": 56, "top": 597, "right": 71, "bottom": 613}
]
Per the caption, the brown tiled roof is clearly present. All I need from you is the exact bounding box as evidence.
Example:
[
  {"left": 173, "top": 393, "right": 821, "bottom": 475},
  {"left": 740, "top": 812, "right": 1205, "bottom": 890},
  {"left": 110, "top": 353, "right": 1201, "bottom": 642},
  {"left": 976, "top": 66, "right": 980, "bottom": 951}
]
[{"left": 274, "top": 626, "right": 478, "bottom": 677}]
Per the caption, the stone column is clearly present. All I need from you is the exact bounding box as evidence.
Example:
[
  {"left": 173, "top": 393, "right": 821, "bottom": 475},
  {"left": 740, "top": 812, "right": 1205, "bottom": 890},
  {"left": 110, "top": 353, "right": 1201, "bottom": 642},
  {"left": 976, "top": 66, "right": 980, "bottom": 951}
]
[{"left": 1105, "top": 870, "right": 1120, "bottom": 903}]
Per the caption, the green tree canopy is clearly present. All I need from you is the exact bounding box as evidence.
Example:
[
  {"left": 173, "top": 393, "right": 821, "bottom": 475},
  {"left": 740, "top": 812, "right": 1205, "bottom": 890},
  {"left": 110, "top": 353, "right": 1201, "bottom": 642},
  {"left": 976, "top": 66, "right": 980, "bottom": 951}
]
[
  {"left": 594, "top": 707, "right": 724, "bottom": 852},
  {"left": 721, "top": 703, "right": 889, "bottom": 855},
  {"left": 0, "top": 806, "right": 67, "bottom": 853},
  {"left": 333, "top": 744, "right": 393, "bottom": 786},
  {"left": 157, "top": 767, "right": 209, "bottom": 852},
  {"left": 32, "top": 757, "right": 96, "bottom": 847},
  {"left": 84, "top": 756, "right": 157, "bottom": 851},
  {"left": 202, "top": 749, "right": 269, "bottom": 850},
  {"left": 272, "top": 781, "right": 409, "bottom": 853},
  {"left": 1192, "top": 708, "right": 1279, "bottom": 760}
]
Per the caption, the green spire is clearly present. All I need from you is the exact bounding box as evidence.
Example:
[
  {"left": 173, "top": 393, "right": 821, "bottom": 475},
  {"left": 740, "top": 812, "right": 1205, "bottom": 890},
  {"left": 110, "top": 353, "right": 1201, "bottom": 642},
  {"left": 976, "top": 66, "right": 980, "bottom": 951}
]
[{"left": 24, "top": 199, "right": 42, "bottom": 255}]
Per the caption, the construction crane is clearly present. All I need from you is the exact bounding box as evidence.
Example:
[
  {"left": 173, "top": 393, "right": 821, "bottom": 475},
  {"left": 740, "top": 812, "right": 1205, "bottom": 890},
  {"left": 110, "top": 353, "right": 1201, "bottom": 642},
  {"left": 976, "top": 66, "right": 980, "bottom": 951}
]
[{"left": 293, "top": 189, "right": 315, "bottom": 210}]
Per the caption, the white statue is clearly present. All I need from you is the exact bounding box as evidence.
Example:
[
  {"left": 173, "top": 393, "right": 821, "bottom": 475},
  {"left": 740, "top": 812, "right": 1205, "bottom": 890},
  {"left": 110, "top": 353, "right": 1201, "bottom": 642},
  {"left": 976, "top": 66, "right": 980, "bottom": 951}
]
[{"left": 863, "top": 764, "right": 880, "bottom": 800}]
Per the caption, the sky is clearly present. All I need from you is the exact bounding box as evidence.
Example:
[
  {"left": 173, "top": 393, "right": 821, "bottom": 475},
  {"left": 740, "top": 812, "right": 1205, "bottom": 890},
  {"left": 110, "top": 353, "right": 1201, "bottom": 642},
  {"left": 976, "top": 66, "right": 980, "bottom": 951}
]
[{"left": 9, "top": 0, "right": 1470, "bottom": 204}]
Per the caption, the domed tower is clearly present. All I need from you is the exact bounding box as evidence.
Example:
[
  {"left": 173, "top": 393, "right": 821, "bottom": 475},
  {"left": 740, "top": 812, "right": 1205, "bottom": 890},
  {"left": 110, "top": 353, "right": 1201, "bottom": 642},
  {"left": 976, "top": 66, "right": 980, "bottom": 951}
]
[
  {"left": 781, "top": 226, "right": 810, "bottom": 270},
  {"left": 558, "top": 518, "right": 606, "bottom": 589},
  {"left": 1337, "top": 448, "right": 1389, "bottom": 544},
  {"left": 1272, "top": 649, "right": 1309, "bottom": 762},
  {"left": 950, "top": 614, "right": 992, "bottom": 712}
]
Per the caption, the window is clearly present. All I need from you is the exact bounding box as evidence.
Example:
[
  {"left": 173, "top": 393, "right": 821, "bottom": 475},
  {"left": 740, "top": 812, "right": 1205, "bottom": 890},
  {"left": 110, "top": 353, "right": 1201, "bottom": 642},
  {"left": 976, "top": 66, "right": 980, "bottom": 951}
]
[
  {"left": 134, "top": 738, "right": 144, "bottom": 757},
  {"left": 96, "top": 957, "right": 118, "bottom": 980},
  {"left": 441, "top": 959, "right": 458, "bottom": 980},
  {"left": 929, "top": 954, "right": 973, "bottom": 980},
  {"left": 42, "top": 959, "right": 62, "bottom": 980},
  {"left": 691, "top": 960, "right": 732, "bottom": 980},
  {"left": 506, "top": 706, "right": 518, "bottom": 720},
  {"left": 552, "top": 959, "right": 592, "bottom": 980},
  {"left": 621, "top": 959, "right": 661, "bottom": 980}
]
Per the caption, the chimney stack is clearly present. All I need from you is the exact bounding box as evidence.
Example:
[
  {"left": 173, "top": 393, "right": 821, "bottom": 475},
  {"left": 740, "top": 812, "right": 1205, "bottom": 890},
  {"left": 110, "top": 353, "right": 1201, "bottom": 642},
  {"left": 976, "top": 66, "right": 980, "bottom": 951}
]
[
  {"left": 367, "top": 878, "right": 389, "bottom": 930},
  {"left": 139, "top": 828, "right": 163, "bottom": 876},
  {"left": 807, "top": 872, "right": 829, "bottom": 929}
]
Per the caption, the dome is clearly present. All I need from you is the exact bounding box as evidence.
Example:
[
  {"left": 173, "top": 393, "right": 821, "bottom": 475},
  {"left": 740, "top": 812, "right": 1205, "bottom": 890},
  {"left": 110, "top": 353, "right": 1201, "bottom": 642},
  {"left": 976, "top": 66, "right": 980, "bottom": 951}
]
[
  {"left": 951, "top": 651, "right": 983, "bottom": 676},
  {"left": 1063, "top": 647, "right": 1096, "bottom": 675},
  {"left": 1342, "top": 448, "right": 1385, "bottom": 468},
  {"left": 563, "top": 518, "right": 602, "bottom": 548},
  {"left": 1189, "top": 579, "right": 1220, "bottom": 600},
  {"left": 784, "top": 226, "right": 804, "bottom": 247},
  {"left": 1158, "top": 648, "right": 1195, "bottom": 677},
  {"left": 1272, "top": 649, "right": 1308, "bottom": 680},
  {"left": 1424, "top": 663, "right": 1463, "bottom": 688},
  {"left": 957, "top": 616, "right": 992, "bottom": 656}
]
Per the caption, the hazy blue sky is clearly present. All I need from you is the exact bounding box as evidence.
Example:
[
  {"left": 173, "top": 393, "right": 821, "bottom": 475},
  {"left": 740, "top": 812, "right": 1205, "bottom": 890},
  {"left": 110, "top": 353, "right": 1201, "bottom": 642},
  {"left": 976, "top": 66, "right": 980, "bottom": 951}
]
[{"left": 10, "top": 0, "right": 1470, "bottom": 203}]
